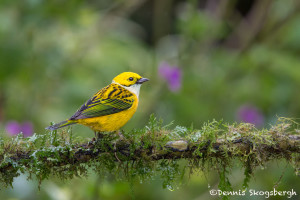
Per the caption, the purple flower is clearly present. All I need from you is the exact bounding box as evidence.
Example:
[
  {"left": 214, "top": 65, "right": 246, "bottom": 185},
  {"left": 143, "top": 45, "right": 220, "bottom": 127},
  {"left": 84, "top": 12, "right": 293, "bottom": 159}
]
[
  {"left": 5, "top": 121, "right": 33, "bottom": 137},
  {"left": 5, "top": 121, "right": 21, "bottom": 135},
  {"left": 158, "top": 62, "right": 182, "bottom": 92},
  {"left": 22, "top": 122, "right": 34, "bottom": 137},
  {"left": 237, "top": 105, "right": 264, "bottom": 127}
]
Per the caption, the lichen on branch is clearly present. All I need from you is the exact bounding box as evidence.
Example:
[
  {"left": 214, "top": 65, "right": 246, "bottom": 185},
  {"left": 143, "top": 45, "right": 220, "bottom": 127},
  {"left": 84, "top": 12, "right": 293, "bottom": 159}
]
[{"left": 0, "top": 115, "right": 299, "bottom": 192}]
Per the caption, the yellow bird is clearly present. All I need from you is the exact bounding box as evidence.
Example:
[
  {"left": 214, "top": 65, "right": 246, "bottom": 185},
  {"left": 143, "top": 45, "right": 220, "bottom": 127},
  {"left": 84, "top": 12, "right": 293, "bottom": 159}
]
[{"left": 46, "top": 72, "right": 149, "bottom": 136}]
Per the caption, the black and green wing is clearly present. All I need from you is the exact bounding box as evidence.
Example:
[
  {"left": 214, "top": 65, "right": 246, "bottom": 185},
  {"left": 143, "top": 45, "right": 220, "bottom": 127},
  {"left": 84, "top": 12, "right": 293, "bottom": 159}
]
[{"left": 70, "top": 84, "right": 134, "bottom": 120}]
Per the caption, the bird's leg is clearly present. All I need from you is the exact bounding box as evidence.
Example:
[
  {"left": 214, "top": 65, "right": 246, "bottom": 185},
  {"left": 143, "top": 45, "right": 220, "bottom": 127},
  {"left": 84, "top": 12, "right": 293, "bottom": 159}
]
[
  {"left": 92, "top": 131, "right": 105, "bottom": 142},
  {"left": 88, "top": 131, "right": 97, "bottom": 146},
  {"left": 93, "top": 131, "right": 97, "bottom": 141}
]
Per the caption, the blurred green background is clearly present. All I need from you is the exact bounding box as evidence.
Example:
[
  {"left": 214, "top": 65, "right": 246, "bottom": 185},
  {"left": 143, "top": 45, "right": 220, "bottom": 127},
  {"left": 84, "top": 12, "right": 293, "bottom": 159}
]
[{"left": 0, "top": 0, "right": 299, "bottom": 199}]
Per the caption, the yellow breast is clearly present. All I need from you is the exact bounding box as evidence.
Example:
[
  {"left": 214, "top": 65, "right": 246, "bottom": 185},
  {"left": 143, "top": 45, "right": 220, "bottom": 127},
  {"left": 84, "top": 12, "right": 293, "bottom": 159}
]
[{"left": 76, "top": 95, "right": 138, "bottom": 132}]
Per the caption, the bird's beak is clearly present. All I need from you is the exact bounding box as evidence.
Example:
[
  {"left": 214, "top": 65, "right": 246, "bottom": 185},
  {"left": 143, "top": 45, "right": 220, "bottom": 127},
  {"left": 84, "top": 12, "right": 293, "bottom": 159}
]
[{"left": 136, "top": 77, "right": 149, "bottom": 84}]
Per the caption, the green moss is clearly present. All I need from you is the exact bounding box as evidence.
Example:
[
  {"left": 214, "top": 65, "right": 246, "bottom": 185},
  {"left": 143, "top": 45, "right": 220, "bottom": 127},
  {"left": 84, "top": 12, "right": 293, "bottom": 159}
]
[
  {"left": 0, "top": 115, "right": 299, "bottom": 196},
  {"left": 218, "top": 164, "right": 232, "bottom": 200}
]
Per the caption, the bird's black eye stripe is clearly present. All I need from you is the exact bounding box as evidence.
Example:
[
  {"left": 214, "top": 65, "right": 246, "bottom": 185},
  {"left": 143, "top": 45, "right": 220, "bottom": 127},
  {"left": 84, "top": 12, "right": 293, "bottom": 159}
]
[{"left": 128, "top": 77, "right": 134, "bottom": 81}]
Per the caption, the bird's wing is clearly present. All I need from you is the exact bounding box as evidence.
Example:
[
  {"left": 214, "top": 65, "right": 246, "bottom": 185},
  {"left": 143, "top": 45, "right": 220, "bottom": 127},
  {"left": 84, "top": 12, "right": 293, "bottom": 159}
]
[{"left": 70, "top": 84, "right": 134, "bottom": 120}]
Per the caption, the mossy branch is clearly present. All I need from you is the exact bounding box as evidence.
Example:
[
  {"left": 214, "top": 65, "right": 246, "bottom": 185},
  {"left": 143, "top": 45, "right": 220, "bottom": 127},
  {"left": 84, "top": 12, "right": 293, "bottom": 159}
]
[{"left": 0, "top": 116, "right": 299, "bottom": 191}]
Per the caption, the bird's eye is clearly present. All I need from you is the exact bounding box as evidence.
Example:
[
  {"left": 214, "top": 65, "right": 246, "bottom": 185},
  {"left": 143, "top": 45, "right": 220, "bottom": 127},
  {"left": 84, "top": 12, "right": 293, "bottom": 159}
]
[{"left": 128, "top": 77, "right": 134, "bottom": 81}]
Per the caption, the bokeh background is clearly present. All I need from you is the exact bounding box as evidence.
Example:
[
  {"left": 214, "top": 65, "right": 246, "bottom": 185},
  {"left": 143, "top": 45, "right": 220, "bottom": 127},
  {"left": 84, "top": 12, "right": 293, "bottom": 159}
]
[{"left": 0, "top": 0, "right": 300, "bottom": 199}]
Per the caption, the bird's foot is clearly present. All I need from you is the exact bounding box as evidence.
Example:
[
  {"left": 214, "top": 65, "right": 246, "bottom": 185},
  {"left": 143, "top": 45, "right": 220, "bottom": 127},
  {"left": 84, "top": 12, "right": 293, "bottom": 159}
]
[
  {"left": 87, "top": 137, "right": 96, "bottom": 148},
  {"left": 117, "top": 130, "right": 125, "bottom": 140}
]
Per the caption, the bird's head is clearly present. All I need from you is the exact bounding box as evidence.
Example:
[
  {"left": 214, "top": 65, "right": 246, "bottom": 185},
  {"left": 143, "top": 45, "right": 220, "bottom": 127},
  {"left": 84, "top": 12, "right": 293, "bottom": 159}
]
[{"left": 112, "top": 72, "right": 149, "bottom": 96}]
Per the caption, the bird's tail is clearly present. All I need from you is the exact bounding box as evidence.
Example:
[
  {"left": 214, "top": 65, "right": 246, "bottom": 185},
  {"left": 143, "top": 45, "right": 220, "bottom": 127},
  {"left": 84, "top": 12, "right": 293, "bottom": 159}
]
[{"left": 45, "top": 120, "right": 77, "bottom": 131}]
